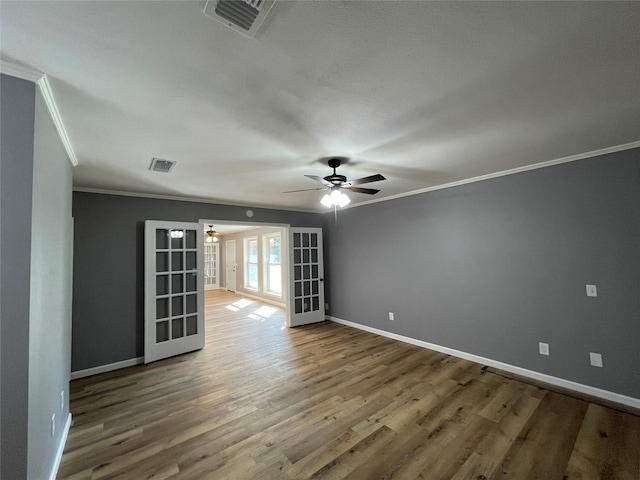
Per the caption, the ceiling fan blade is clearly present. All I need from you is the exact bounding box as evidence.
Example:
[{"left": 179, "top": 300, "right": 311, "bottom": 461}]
[
  {"left": 345, "top": 173, "right": 386, "bottom": 186},
  {"left": 305, "top": 174, "right": 334, "bottom": 187},
  {"left": 283, "top": 187, "right": 327, "bottom": 193},
  {"left": 346, "top": 186, "right": 380, "bottom": 195}
]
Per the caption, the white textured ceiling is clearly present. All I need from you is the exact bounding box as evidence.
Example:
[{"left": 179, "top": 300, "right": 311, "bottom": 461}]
[{"left": 2, "top": 1, "right": 639, "bottom": 211}]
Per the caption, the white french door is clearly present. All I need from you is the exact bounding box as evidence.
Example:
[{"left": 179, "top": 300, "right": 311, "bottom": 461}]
[
  {"left": 288, "top": 227, "right": 325, "bottom": 327},
  {"left": 144, "top": 220, "right": 205, "bottom": 364}
]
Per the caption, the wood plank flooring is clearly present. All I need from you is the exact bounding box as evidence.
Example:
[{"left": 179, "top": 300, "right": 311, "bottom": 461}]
[{"left": 59, "top": 290, "right": 639, "bottom": 479}]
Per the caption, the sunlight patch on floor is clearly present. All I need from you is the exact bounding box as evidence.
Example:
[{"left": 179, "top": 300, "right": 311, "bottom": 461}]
[
  {"left": 254, "top": 305, "right": 276, "bottom": 318},
  {"left": 248, "top": 305, "right": 277, "bottom": 322},
  {"left": 226, "top": 298, "right": 254, "bottom": 311}
]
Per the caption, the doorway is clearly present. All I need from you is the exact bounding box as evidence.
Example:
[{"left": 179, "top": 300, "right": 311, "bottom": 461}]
[{"left": 198, "top": 220, "right": 325, "bottom": 329}]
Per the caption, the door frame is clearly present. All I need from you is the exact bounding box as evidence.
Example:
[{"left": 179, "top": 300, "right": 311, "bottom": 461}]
[{"left": 198, "top": 219, "right": 294, "bottom": 327}]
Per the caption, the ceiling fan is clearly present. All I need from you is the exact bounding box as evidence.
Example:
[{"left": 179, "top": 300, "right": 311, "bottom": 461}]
[
  {"left": 205, "top": 225, "right": 219, "bottom": 243},
  {"left": 285, "top": 158, "right": 386, "bottom": 207}
]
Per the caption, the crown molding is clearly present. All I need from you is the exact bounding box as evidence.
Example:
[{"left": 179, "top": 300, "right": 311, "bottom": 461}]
[
  {"left": 37, "top": 75, "right": 79, "bottom": 166},
  {"left": 0, "top": 60, "right": 43, "bottom": 82},
  {"left": 1, "top": 59, "right": 79, "bottom": 166},
  {"left": 338, "top": 140, "right": 640, "bottom": 212}
]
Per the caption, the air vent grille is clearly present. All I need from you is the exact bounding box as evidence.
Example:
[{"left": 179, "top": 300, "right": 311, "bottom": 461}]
[
  {"left": 149, "top": 158, "right": 176, "bottom": 173},
  {"left": 204, "top": 0, "right": 275, "bottom": 38},
  {"left": 216, "top": 0, "right": 259, "bottom": 31}
]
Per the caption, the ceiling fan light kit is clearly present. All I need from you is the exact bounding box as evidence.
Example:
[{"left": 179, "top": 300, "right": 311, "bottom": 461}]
[
  {"left": 321, "top": 188, "right": 351, "bottom": 208},
  {"left": 205, "top": 225, "right": 219, "bottom": 243}
]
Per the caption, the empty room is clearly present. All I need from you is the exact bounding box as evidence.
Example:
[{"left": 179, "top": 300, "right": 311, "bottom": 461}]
[{"left": 1, "top": 1, "right": 638, "bottom": 479}]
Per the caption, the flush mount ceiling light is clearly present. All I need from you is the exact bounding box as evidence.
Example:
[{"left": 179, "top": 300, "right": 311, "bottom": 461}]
[
  {"left": 205, "top": 225, "right": 219, "bottom": 243},
  {"left": 170, "top": 229, "right": 184, "bottom": 239}
]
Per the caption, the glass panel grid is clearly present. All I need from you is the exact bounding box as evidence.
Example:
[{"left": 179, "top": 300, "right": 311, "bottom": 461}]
[
  {"left": 150, "top": 222, "right": 201, "bottom": 357},
  {"left": 292, "top": 231, "right": 321, "bottom": 316}
]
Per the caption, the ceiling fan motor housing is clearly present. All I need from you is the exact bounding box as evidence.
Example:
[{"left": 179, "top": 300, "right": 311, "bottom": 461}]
[
  {"left": 325, "top": 158, "right": 346, "bottom": 185},
  {"left": 325, "top": 174, "right": 347, "bottom": 185}
]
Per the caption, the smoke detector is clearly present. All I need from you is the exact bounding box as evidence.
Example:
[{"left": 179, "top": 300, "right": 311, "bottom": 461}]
[
  {"left": 203, "top": 0, "right": 275, "bottom": 38},
  {"left": 149, "top": 158, "right": 177, "bottom": 173}
]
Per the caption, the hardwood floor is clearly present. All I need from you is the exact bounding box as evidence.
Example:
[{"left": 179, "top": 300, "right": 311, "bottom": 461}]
[{"left": 59, "top": 290, "right": 639, "bottom": 479}]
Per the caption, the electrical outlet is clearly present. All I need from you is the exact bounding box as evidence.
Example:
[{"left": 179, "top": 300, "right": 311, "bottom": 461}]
[
  {"left": 538, "top": 342, "right": 550, "bottom": 356},
  {"left": 325, "top": 303, "right": 329, "bottom": 311},
  {"left": 388, "top": 312, "right": 394, "bottom": 321},
  {"left": 51, "top": 413, "right": 56, "bottom": 437},
  {"left": 586, "top": 284, "right": 597, "bottom": 297},
  {"left": 590, "top": 352, "right": 603, "bottom": 367}
]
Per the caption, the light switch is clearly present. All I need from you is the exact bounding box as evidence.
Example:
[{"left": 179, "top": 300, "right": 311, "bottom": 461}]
[{"left": 586, "top": 285, "right": 597, "bottom": 297}]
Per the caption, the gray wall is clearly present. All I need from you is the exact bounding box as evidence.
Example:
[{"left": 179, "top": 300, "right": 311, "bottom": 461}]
[
  {"left": 27, "top": 88, "right": 73, "bottom": 480},
  {"left": 0, "top": 74, "right": 73, "bottom": 479},
  {"left": 72, "top": 193, "right": 322, "bottom": 371},
  {"left": 1, "top": 74, "right": 35, "bottom": 480},
  {"left": 324, "top": 148, "right": 640, "bottom": 398}
]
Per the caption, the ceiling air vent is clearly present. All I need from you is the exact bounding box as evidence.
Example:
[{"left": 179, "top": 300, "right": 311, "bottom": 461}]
[
  {"left": 149, "top": 158, "right": 177, "bottom": 173},
  {"left": 203, "top": 0, "right": 275, "bottom": 38}
]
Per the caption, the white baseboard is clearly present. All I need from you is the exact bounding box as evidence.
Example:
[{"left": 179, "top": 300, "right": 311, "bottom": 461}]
[
  {"left": 327, "top": 315, "right": 640, "bottom": 409},
  {"left": 71, "top": 357, "right": 144, "bottom": 380},
  {"left": 49, "top": 413, "right": 71, "bottom": 480}
]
